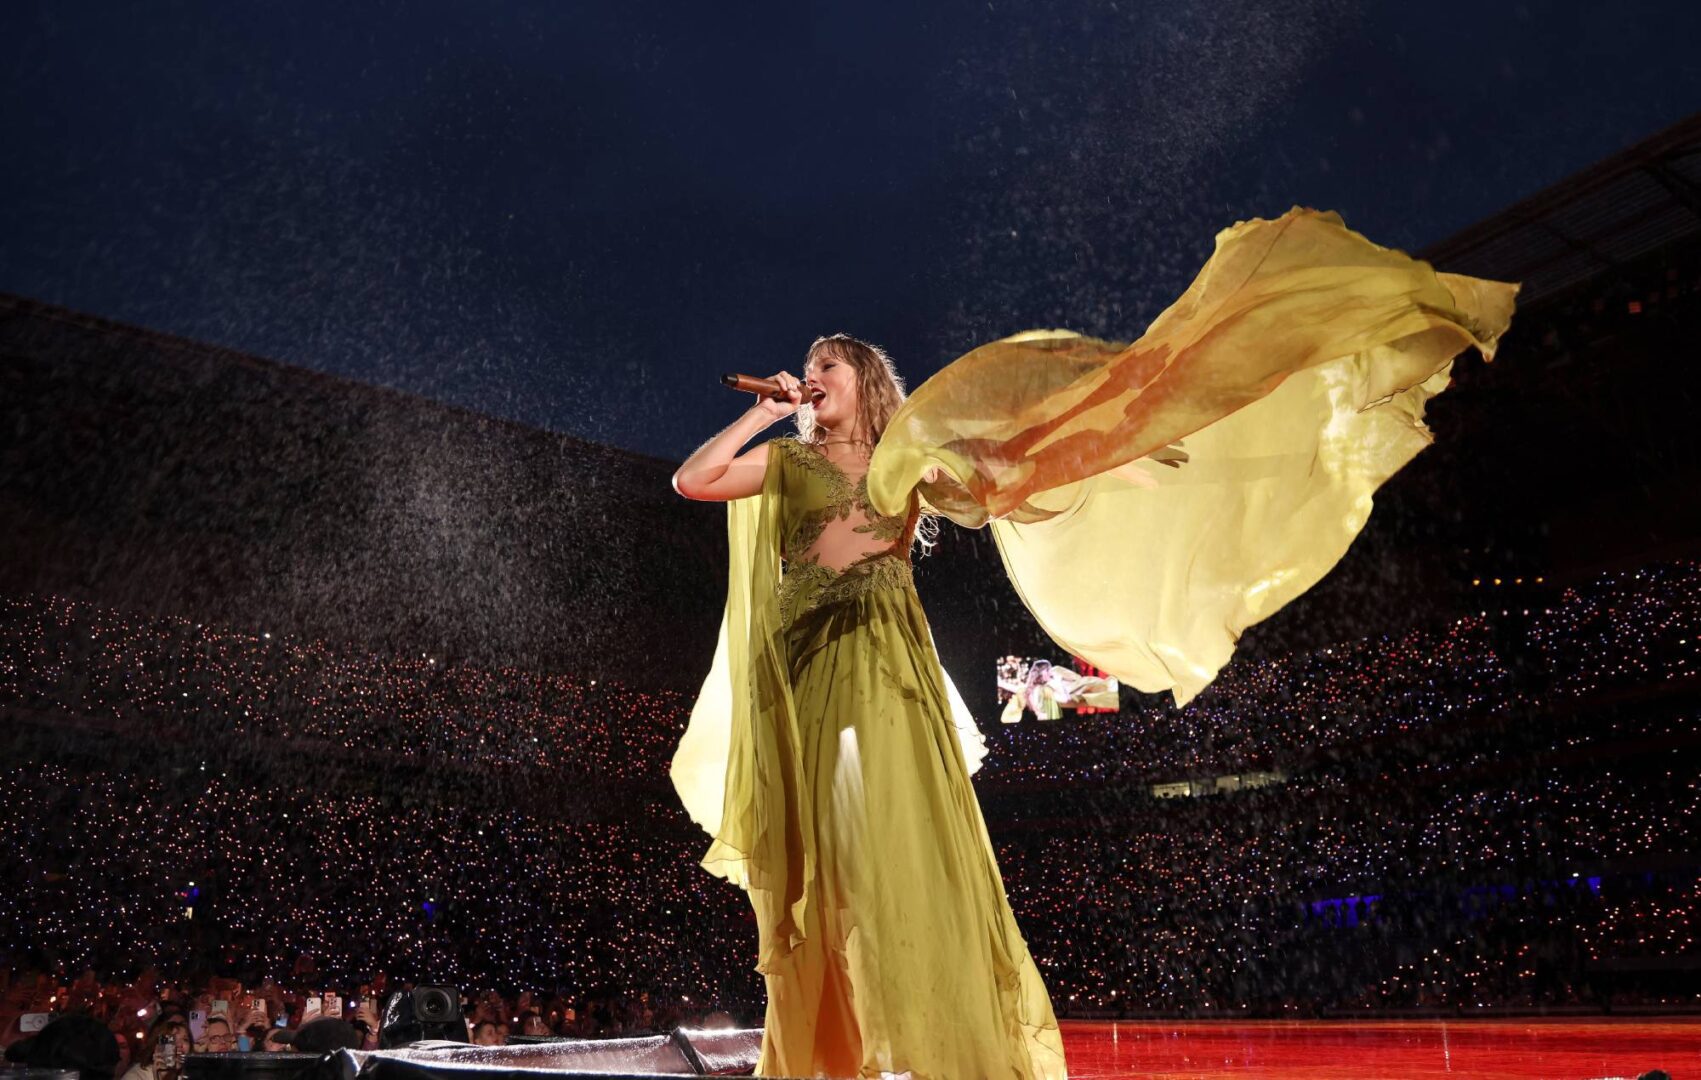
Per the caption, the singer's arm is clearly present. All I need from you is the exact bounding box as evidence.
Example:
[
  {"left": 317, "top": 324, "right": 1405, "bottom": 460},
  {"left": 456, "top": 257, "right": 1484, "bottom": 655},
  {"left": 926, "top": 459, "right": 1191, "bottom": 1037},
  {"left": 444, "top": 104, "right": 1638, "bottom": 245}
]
[{"left": 672, "top": 405, "right": 776, "bottom": 502}]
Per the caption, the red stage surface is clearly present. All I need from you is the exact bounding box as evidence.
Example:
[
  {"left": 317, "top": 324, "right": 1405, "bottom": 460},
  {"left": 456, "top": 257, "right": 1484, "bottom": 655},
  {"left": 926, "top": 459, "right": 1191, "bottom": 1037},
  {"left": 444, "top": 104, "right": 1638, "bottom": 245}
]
[{"left": 1058, "top": 1018, "right": 1699, "bottom": 1079}]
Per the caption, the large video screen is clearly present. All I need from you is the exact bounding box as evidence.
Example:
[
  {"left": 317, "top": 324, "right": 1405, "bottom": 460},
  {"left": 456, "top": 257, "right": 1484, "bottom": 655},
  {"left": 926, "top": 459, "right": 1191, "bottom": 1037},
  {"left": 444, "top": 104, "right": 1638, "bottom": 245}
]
[{"left": 995, "top": 655, "right": 1120, "bottom": 723}]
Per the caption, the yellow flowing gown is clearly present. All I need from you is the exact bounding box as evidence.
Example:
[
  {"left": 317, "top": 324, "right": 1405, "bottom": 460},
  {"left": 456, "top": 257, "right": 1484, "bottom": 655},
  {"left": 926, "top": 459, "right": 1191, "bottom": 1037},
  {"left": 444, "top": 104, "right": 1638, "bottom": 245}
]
[{"left": 671, "top": 207, "right": 1518, "bottom": 1079}]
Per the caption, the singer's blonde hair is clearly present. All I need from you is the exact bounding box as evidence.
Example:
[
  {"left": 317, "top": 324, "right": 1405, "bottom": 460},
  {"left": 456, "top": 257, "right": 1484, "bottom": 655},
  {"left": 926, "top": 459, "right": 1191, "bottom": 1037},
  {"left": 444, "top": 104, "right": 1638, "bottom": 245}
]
[
  {"left": 795, "top": 333, "right": 906, "bottom": 448},
  {"left": 795, "top": 333, "right": 938, "bottom": 555}
]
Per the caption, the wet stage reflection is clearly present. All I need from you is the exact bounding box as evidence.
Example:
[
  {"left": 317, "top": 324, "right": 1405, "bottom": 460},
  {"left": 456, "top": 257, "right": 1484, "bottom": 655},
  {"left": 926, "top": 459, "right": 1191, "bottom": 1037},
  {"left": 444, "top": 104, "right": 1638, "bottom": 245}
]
[{"left": 1059, "top": 1018, "right": 1698, "bottom": 1079}]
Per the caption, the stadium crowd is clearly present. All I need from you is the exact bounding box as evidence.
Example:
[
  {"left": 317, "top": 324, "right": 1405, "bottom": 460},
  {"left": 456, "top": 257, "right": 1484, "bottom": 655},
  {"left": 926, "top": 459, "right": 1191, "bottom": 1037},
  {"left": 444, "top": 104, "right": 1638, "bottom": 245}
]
[
  {"left": 4, "top": 564, "right": 1694, "bottom": 791},
  {"left": 0, "top": 563, "right": 1696, "bottom": 1040},
  {"left": 0, "top": 966, "right": 720, "bottom": 1073}
]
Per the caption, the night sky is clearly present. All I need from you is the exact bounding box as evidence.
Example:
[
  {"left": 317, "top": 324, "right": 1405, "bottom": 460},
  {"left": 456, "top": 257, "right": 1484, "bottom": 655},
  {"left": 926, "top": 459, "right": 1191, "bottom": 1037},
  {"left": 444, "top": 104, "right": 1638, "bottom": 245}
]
[{"left": 4, "top": 1, "right": 1698, "bottom": 462}]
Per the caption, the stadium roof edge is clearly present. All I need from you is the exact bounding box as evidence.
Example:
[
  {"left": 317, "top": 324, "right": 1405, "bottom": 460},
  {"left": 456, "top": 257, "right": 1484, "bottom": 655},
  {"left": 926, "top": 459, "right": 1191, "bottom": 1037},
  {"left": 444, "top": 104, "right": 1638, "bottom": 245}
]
[
  {"left": 0, "top": 290, "right": 683, "bottom": 473},
  {"left": 1420, "top": 110, "right": 1701, "bottom": 309}
]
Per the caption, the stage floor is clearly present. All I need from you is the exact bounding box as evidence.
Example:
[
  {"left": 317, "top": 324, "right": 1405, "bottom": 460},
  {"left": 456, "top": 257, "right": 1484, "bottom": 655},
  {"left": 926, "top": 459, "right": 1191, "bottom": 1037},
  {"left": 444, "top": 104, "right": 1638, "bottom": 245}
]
[{"left": 1058, "top": 1018, "right": 1700, "bottom": 1079}]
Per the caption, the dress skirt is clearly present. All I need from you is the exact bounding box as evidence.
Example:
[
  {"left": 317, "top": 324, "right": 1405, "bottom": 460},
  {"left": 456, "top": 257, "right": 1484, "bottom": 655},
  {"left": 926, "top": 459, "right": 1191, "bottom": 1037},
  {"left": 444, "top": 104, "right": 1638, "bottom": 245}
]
[{"left": 757, "top": 555, "right": 1066, "bottom": 1079}]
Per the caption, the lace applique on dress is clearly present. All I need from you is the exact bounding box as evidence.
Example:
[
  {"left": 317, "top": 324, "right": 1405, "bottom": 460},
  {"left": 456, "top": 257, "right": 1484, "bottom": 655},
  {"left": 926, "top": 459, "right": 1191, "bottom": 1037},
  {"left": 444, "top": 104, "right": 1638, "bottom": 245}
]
[
  {"left": 783, "top": 437, "right": 857, "bottom": 506},
  {"left": 777, "top": 551, "right": 917, "bottom": 628},
  {"left": 775, "top": 438, "right": 919, "bottom": 627},
  {"left": 777, "top": 437, "right": 913, "bottom": 570}
]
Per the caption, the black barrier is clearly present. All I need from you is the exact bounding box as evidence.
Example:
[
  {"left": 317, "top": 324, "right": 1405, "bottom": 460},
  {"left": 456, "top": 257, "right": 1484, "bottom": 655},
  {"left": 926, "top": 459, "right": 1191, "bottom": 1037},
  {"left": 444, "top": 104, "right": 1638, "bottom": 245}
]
[
  {"left": 183, "top": 1052, "right": 338, "bottom": 1080},
  {"left": 669, "top": 1028, "right": 762, "bottom": 1076},
  {"left": 666, "top": 1030, "right": 705, "bottom": 1076},
  {"left": 347, "top": 1054, "right": 683, "bottom": 1080}
]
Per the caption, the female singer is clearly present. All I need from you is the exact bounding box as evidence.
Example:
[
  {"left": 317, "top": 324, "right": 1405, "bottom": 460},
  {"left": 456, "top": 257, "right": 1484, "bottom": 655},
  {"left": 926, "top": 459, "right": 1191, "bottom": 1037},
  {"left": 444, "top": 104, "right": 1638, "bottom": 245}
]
[
  {"left": 670, "top": 208, "right": 1518, "bottom": 1079},
  {"left": 673, "top": 334, "right": 1065, "bottom": 1078}
]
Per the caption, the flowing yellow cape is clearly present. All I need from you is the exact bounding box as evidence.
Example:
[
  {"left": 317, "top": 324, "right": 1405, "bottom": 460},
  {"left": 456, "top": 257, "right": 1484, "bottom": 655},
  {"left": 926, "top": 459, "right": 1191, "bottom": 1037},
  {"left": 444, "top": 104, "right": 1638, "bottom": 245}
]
[
  {"left": 672, "top": 207, "right": 1518, "bottom": 966},
  {"left": 871, "top": 206, "right": 1518, "bottom": 704}
]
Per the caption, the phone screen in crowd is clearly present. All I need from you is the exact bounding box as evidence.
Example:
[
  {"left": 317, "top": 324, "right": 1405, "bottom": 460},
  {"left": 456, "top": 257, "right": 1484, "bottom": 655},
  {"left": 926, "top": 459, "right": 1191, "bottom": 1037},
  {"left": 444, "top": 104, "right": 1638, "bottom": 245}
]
[
  {"left": 211, "top": 999, "right": 229, "bottom": 1017},
  {"left": 303, "top": 998, "right": 322, "bottom": 1023},
  {"left": 321, "top": 993, "right": 341, "bottom": 1018},
  {"left": 19, "top": 1014, "right": 50, "bottom": 1034}
]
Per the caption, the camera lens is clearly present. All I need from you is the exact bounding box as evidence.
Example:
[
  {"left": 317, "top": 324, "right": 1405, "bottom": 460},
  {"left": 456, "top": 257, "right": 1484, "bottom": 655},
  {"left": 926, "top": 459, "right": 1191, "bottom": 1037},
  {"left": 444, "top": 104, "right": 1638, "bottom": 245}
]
[{"left": 417, "top": 989, "right": 452, "bottom": 1021}]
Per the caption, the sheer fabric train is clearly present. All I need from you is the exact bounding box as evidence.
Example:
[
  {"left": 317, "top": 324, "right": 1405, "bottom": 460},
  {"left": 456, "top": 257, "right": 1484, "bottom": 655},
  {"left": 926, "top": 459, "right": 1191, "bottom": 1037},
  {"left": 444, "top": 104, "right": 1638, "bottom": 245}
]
[{"left": 870, "top": 207, "right": 1519, "bottom": 705}]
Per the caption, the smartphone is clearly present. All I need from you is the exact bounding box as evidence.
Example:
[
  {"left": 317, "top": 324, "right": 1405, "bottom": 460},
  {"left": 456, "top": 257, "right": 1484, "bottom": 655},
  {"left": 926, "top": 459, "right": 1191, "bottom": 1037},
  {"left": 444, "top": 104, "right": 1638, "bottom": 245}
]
[
  {"left": 211, "top": 999, "right": 229, "bottom": 1017},
  {"left": 303, "top": 997, "right": 322, "bottom": 1023},
  {"left": 19, "top": 1013, "right": 50, "bottom": 1034},
  {"left": 321, "top": 993, "right": 341, "bottom": 1019}
]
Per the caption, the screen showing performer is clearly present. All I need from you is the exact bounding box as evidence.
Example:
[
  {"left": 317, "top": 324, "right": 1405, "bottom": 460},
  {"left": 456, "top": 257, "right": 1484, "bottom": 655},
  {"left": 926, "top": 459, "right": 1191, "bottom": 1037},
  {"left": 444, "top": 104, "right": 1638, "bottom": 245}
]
[{"left": 996, "top": 656, "right": 1120, "bottom": 723}]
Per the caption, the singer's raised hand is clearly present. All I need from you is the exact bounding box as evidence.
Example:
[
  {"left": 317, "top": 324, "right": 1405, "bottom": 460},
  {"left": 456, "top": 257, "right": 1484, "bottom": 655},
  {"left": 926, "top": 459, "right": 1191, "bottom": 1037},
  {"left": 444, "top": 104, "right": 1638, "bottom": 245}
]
[
  {"left": 673, "top": 370, "right": 801, "bottom": 501},
  {"left": 753, "top": 370, "right": 804, "bottom": 419}
]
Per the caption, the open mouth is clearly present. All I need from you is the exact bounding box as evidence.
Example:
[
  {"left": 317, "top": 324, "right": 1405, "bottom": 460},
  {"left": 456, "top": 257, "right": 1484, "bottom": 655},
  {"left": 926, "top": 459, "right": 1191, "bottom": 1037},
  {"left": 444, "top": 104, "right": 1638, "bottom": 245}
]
[{"left": 810, "top": 390, "right": 826, "bottom": 405}]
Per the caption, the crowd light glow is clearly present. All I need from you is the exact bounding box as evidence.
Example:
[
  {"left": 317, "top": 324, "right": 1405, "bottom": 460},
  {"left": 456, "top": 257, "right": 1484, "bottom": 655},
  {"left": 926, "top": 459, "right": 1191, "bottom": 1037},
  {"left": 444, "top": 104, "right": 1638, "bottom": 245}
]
[{"left": 0, "top": 563, "right": 1695, "bottom": 1014}]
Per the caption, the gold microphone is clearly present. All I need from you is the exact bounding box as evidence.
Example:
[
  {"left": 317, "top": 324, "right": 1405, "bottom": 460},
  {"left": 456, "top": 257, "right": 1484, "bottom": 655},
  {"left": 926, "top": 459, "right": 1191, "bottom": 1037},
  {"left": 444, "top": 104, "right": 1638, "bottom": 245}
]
[{"left": 721, "top": 373, "right": 797, "bottom": 401}]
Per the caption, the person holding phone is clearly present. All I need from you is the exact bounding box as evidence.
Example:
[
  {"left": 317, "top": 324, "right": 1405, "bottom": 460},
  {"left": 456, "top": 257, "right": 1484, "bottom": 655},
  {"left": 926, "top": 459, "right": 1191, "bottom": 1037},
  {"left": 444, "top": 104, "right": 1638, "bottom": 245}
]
[
  {"left": 259, "top": 1028, "right": 293, "bottom": 1053},
  {"left": 349, "top": 1000, "right": 380, "bottom": 1050},
  {"left": 118, "top": 1015, "right": 188, "bottom": 1080},
  {"left": 197, "top": 1017, "right": 235, "bottom": 1054}
]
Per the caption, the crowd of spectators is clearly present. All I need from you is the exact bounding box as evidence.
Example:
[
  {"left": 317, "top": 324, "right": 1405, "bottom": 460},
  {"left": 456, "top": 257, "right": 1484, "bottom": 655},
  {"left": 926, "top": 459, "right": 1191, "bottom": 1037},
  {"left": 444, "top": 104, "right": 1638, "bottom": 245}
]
[
  {"left": 997, "top": 764, "right": 1698, "bottom": 1014},
  {"left": 0, "top": 594, "right": 692, "bottom": 782},
  {"left": 0, "top": 968, "right": 726, "bottom": 1075},
  {"left": 4, "top": 564, "right": 1693, "bottom": 792},
  {"left": 0, "top": 748, "right": 1693, "bottom": 1023},
  {"left": 980, "top": 562, "right": 1699, "bottom": 785},
  {"left": 0, "top": 562, "right": 1696, "bottom": 1030}
]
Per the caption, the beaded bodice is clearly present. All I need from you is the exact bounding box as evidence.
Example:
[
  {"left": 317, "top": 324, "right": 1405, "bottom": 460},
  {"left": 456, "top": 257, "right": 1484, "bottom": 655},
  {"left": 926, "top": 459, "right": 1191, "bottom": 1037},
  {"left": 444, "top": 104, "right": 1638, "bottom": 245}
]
[{"left": 771, "top": 437, "right": 919, "bottom": 627}]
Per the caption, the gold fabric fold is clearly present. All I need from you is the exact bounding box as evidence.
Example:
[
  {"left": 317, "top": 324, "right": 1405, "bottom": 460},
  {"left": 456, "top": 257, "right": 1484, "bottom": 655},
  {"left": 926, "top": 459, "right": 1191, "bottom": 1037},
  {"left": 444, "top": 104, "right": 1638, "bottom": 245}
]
[
  {"left": 868, "top": 207, "right": 1518, "bottom": 704},
  {"left": 670, "top": 459, "right": 810, "bottom": 970}
]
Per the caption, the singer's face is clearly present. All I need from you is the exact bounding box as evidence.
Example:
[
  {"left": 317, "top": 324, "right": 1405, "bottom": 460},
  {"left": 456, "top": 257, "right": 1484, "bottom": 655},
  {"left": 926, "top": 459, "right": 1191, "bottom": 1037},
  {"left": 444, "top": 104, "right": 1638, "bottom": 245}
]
[{"left": 805, "top": 353, "right": 857, "bottom": 430}]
